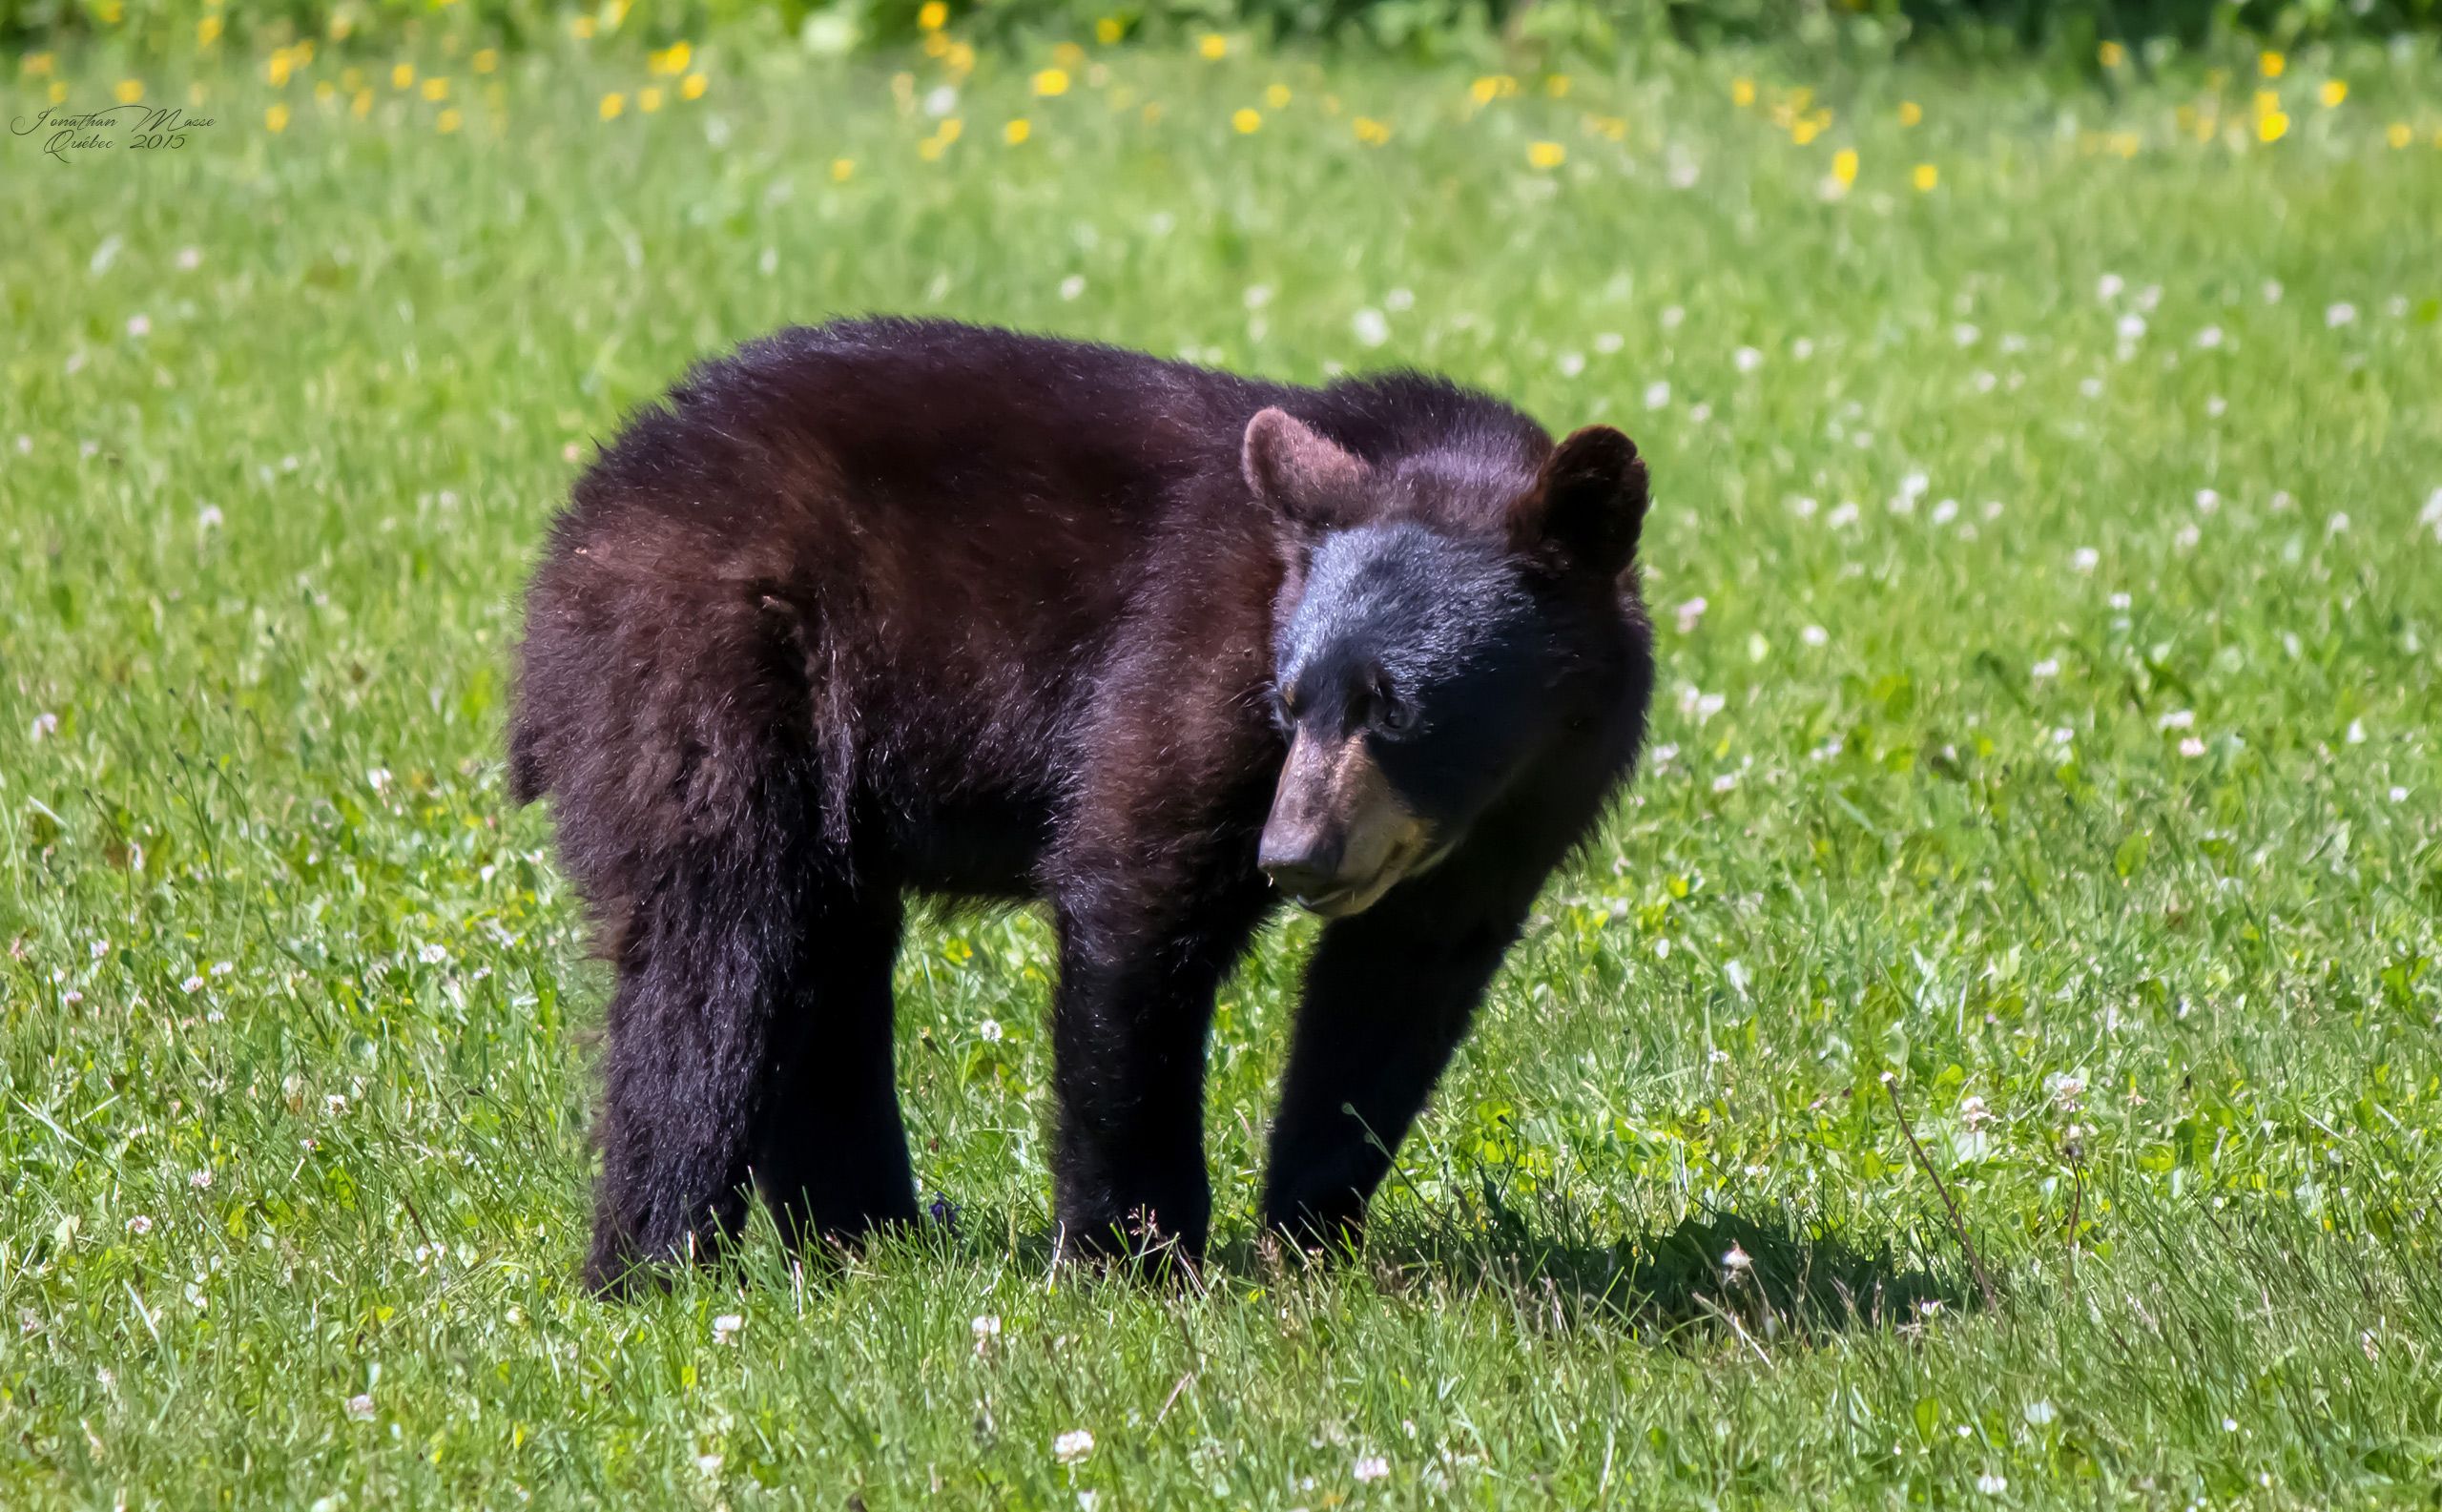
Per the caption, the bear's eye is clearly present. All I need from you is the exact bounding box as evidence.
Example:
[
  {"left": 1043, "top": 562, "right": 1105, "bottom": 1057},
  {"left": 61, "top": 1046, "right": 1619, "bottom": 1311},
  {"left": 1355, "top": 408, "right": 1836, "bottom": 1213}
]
[{"left": 1375, "top": 692, "right": 1418, "bottom": 736}]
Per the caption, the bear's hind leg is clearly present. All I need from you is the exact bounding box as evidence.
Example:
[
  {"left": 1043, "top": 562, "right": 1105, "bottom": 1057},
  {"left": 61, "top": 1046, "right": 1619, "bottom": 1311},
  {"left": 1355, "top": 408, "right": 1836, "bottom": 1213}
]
[
  {"left": 585, "top": 826, "right": 829, "bottom": 1295},
  {"left": 753, "top": 892, "right": 921, "bottom": 1252}
]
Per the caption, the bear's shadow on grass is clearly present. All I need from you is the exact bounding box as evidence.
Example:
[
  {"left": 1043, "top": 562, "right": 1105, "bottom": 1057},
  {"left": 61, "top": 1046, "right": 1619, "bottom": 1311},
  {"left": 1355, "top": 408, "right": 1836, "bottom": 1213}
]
[
  {"left": 1358, "top": 1201, "right": 1968, "bottom": 1341},
  {"left": 885, "top": 1188, "right": 1965, "bottom": 1344}
]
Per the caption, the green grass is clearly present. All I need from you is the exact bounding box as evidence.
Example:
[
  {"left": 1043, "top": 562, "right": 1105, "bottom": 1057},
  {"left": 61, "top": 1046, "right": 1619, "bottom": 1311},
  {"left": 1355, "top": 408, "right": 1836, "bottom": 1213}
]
[{"left": 6, "top": 31, "right": 2442, "bottom": 1510}]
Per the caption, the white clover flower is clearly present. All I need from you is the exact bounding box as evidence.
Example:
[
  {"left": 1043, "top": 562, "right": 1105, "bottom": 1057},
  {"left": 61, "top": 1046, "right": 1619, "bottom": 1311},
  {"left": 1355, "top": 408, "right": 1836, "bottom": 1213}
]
[
  {"left": 1719, "top": 1242, "right": 1751, "bottom": 1274},
  {"left": 346, "top": 1394, "right": 375, "bottom": 1421},
  {"left": 2031, "top": 658, "right": 2059, "bottom": 680},
  {"left": 1828, "top": 502, "right": 1860, "bottom": 528},
  {"left": 1644, "top": 380, "right": 1671, "bottom": 410},
  {"left": 971, "top": 1315, "right": 1002, "bottom": 1352},
  {"left": 923, "top": 85, "right": 958, "bottom": 117},
  {"left": 1711, "top": 773, "right": 1737, "bottom": 794},
  {"left": 127, "top": 1214, "right": 155, "bottom": 1235},
  {"left": 1351, "top": 309, "right": 1389, "bottom": 348},
  {"left": 2326, "top": 302, "right": 2357, "bottom": 327},
  {"left": 1556, "top": 351, "right": 1584, "bottom": 378},
  {"left": 1959, "top": 1095, "right": 1992, "bottom": 1129},
  {"left": 1802, "top": 625, "right": 1828, "bottom": 647},
  {"left": 2346, "top": 719, "right": 2367, "bottom": 745},
  {"left": 980, "top": 1018, "right": 1004, "bottom": 1043},
  {"left": 2097, "top": 273, "right": 2124, "bottom": 300},
  {"left": 1674, "top": 597, "right": 1707, "bottom": 634},
  {"left": 198, "top": 504, "right": 224, "bottom": 529},
  {"left": 1354, "top": 1455, "right": 1391, "bottom": 1483},
  {"left": 712, "top": 1313, "right": 744, "bottom": 1345},
  {"left": 127, "top": 314, "right": 151, "bottom": 338},
  {"left": 182, "top": 975, "right": 205, "bottom": 994},
  {"left": 366, "top": 768, "right": 391, "bottom": 793},
  {"left": 2159, "top": 710, "right": 2194, "bottom": 731},
  {"left": 32, "top": 712, "right": 59, "bottom": 740},
  {"left": 1593, "top": 331, "right": 1624, "bottom": 355},
  {"left": 1059, "top": 276, "right": 1086, "bottom": 302},
  {"left": 1976, "top": 1473, "right": 2008, "bottom": 1495},
  {"left": 2117, "top": 314, "right": 2146, "bottom": 342},
  {"left": 2263, "top": 280, "right": 2283, "bottom": 303},
  {"left": 2206, "top": 396, "right": 2227, "bottom": 418},
  {"left": 1660, "top": 305, "right": 1686, "bottom": 330},
  {"left": 2195, "top": 325, "right": 2225, "bottom": 349},
  {"left": 695, "top": 1454, "right": 723, "bottom": 1478},
  {"left": 2079, "top": 377, "right": 2104, "bottom": 399},
  {"left": 1384, "top": 288, "right": 1415, "bottom": 312},
  {"left": 2328, "top": 512, "right": 2350, "bottom": 534},
  {"left": 93, "top": 940, "right": 111, "bottom": 960},
  {"left": 2180, "top": 737, "right": 2207, "bottom": 758},
  {"left": 1733, "top": 345, "right": 1762, "bottom": 373},
  {"left": 1932, "top": 498, "right": 1958, "bottom": 525},
  {"left": 2072, "top": 547, "right": 2100, "bottom": 572},
  {"left": 2024, "top": 1399, "right": 2057, "bottom": 1426},
  {"left": 2389, "top": 786, "right": 2408, "bottom": 803},
  {"left": 419, "top": 943, "right": 447, "bottom": 964},
  {"left": 2195, "top": 488, "right": 2219, "bottom": 513},
  {"left": 2109, "top": 591, "right": 2132, "bottom": 610},
  {"left": 1055, "top": 1428, "right": 1095, "bottom": 1464}
]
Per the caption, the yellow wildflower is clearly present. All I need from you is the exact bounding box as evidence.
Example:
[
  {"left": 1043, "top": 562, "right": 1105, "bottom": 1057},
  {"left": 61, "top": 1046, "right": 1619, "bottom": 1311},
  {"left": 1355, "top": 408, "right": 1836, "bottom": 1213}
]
[
  {"left": 1730, "top": 77, "right": 1755, "bottom": 107},
  {"left": 2257, "top": 108, "right": 2287, "bottom": 142},
  {"left": 393, "top": 62, "right": 415, "bottom": 91},
  {"left": 681, "top": 72, "right": 707, "bottom": 100},
  {"left": 1232, "top": 108, "right": 1262, "bottom": 134},
  {"left": 265, "top": 103, "right": 289, "bottom": 132},
  {"left": 640, "top": 87, "right": 663, "bottom": 113},
  {"left": 438, "top": 107, "right": 462, "bottom": 133},
  {"left": 1034, "top": 68, "right": 1069, "bottom": 96},
  {"left": 2260, "top": 50, "right": 2284, "bottom": 78},
  {"left": 2318, "top": 79, "right": 2346, "bottom": 108},
  {"left": 197, "top": 14, "right": 222, "bottom": 45},
  {"left": 1546, "top": 74, "right": 1570, "bottom": 97},
  {"left": 1898, "top": 100, "right": 1922, "bottom": 127},
  {"left": 918, "top": 2, "right": 947, "bottom": 31},
  {"left": 832, "top": 157, "right": 856, "bottom": 180},
  {"left": 1004, "top": 117, "right": 1030, "bottom": 143},
  {"left": 1912, "top": 162, "right": 1937, "bottom": 191},
  {"left": 1095, "top": 17, "right": 1124, "bottom": 44},
  {"left": 2387, "top": 122, "right": 2411, "bottom": 149},
  {"left": 422, "top": 76, "right": 448, "bottom": 101},
  {"left": 600, "top": 92, "right": 625, "bottom": 120},
  {"left": 1354, "top": 115, "right": 1390, "bottom": 145},
  {"left": 2098, "top": 40, "right": 2124, "bottom": 68},
  {"left": 1198, "top": 33, "right": 1228, "bottom": 59},
  {"left": 1527, "top": 140, "right": 1565, "bottom": 169},
  {"left": 1265, "top": 83, "right": 1290, "bottom": 109},
  {"left": 114, "top": 78, "right": 144, "bottom": 104},
  {"left": 473, "top": 49, "right": 498, "bottom": 74},
  {"left": 1832, "top": 147, "right": 1858, "bottom": 189}
]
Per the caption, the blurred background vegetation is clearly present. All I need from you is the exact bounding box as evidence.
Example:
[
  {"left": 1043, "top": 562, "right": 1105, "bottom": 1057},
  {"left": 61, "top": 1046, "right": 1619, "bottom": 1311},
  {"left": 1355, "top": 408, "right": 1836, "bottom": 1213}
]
[{"left": 6, "top": 0, "right": 2437, "bottom": 62}]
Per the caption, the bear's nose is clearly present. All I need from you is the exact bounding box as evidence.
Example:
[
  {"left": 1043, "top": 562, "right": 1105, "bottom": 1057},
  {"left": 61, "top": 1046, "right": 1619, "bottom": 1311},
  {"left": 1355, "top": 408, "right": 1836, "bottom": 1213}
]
[{"left": 1259, "top": 833, "right": 1346, "bottom": 901}]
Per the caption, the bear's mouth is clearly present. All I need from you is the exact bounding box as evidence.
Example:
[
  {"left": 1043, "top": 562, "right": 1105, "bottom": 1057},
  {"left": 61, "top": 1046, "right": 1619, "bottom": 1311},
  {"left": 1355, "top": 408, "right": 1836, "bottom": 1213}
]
[{"left": 1282, "top": 835, "right": 1454, "bottom": 919}]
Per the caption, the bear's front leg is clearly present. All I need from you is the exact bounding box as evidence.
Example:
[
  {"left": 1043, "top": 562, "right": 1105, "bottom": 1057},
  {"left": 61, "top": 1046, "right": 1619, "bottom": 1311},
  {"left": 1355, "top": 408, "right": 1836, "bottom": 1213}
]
[
  {"left": 1261, "top": 880, "right": 1534, "bottom": 1253},
  {"left": 1046, "top": 881, "right": 1270, "bottom": 1266}
]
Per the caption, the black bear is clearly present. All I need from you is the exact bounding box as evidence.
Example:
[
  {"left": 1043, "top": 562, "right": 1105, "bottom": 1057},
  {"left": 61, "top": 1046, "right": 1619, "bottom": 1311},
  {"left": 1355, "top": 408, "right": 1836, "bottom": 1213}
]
[{"left": 509, "top": 317, "right": 1655, "bottom": 1292}]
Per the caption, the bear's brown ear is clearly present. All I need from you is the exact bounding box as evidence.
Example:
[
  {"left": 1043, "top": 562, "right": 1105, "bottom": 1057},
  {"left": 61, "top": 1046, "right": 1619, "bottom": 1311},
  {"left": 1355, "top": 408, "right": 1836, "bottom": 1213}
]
[
  {"left": 1513, "top": 425, "right": 1648, "bottom": 574},
  {"left": 1243, "top": 407, "right": 1367, "bottom": 528}
]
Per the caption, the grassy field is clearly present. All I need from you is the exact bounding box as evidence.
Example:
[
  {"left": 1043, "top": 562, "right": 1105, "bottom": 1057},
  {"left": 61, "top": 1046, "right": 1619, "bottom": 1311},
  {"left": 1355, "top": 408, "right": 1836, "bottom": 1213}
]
[{"left": 6, "top": 28, "right": 2442, "bottom": 1509}]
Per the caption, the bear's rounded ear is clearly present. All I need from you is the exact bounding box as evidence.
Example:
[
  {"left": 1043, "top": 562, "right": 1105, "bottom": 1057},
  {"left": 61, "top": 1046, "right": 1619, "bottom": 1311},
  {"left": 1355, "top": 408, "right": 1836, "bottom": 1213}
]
[
  {"left": 1243, "top": 407, "right": 1367, "bottom": 529},
  {"left": 1513, "top": 425, "right": 1649, "bottom": 575}
]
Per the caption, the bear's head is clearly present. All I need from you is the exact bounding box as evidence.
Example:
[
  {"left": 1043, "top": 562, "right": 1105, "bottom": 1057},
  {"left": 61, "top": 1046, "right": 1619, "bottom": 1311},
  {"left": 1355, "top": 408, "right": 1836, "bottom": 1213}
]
[{"left": 1243, "top": 405, "right": 1649, "bottom": 918}]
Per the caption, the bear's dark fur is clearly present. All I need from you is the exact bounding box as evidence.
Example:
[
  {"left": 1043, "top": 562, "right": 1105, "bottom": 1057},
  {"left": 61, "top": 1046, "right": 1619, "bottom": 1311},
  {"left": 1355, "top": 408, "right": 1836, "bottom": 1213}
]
[{"left": 509, "top": 317, "right": 1655, "bottom": 1292}]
